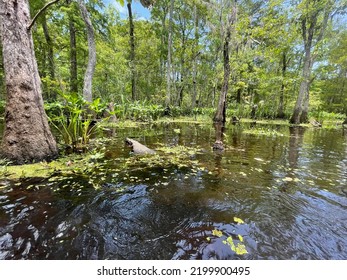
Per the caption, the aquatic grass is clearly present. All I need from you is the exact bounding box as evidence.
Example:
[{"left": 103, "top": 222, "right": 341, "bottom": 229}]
[
  {"left": 154, "top": 115, "right": 212, "bottom": 124},
  {"left": 239, "top": 118, "right": 290, "bottom": 126},
  {"left": 0, "top": 150, "right": 106, "bottom": 181},
  {"left": 242, "top": 127, "right": 285, "bottom": 137},
  {"left": 310, "top": 111, "right": 346, "bottom": 123},
  {"left": 102, "top": 119, "right": 143, "bottom": 128}
]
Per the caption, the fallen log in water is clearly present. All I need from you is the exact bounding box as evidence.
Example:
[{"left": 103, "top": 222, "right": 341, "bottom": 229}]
[{"left": 125, "top": 138, "right": 156, "bottom": 155}]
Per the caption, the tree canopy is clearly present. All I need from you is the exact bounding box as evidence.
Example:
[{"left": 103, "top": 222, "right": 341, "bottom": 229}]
[{"left": 0, "top": 0, "right": 346, "bottom": 122}]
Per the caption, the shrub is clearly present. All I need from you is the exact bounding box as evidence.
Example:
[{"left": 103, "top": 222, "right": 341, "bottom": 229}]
[{"left": 46, "top": 93, "right": 106, "bottom": 153}]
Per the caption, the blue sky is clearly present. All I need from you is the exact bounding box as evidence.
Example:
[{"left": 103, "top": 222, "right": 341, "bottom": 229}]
[{"left": 102, "top": 0, "right": 151, "bottom": 20}]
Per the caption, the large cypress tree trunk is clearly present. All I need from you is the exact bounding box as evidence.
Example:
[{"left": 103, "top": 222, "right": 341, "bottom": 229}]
[{"left": 0, "top": 0, "right": 58, "bottom": 164}]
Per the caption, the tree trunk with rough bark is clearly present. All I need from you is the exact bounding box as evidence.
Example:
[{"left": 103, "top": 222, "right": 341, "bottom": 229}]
[
  {"left": 78, "top": 0, "right": 96, "bottom": 103},
  {"left": 0, "top": 0, "right": 58, "bottom": 163}
]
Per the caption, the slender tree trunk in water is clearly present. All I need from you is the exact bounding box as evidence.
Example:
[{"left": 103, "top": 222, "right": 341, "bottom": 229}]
[
  {"left": 127, "top": 1, "right": 136, "bottom": 101},
  {"left": 191, "top": 4, "right": 198, "bottom": 109},
  {"left": 0, "top": 0, "right": 58, "bottom": 163},
  {"left": 178, "top": 27, "right": 185, "bottom": 107},
  {"left": 277, "top": 52, "right": 287, "bottom": 119},
  {"left": 42, "top": 13, "right": 56, "bottom": 100},
  {"left": 213, "top": 28, "right": 231, "bottom": 123},
  {"left": 166, "top": 0, "right": 174, "bottom": 107},
  {"left": 78, "top": 0, "right": 96, "bottom": 103},
  {"left": 214, "top": 0, "right": 236, "bottom": 123},
  {"left": 290, "top": 47, "right": 312, "bottom": 124},
  {"left": 68, "top": 0, "right": 78, "bottom": 93}
]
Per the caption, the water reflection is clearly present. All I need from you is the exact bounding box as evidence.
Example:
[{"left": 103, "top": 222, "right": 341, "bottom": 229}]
[{"left": 1, "top": 123, "right": 347, "bottom": 259}]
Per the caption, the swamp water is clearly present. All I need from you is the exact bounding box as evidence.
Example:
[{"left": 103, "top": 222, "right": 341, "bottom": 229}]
[{"left": 0, "top": 122, "right": 347, "bottom": 259}]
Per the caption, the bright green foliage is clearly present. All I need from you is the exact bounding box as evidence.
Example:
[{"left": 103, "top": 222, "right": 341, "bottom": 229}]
[
  {"left": 233, "top": 217, "right": 245, "bottom": 224},
  {"left": 212, "top": 229, "right": 223, "bottom": 238},
  {"left": 223, "top": 236, "right": 248, "bottom": 255},
  {"left": 46, "top": 92, "right": 107, "bottom": 153},
  {"left": 1, "top": 0, "right": 346, "bottom": 127}
]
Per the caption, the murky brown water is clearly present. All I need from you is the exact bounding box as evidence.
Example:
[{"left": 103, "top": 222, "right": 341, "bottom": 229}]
[{"left": 1, "top": 122, "right": 347, "bottom": 259}]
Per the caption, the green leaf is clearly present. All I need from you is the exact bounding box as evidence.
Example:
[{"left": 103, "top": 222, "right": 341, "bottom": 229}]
[
  {"left": 212, "top": 229, "right": 223, "bottom": 237},
  {"left": 224, "top": 236, "right": 248, "bottom": 255},
  {"left": 116, "top": 0, "right": 125, "bottom": 6},
  {"left": 234, "top": 217, "right": 245, "bottom": 224}
]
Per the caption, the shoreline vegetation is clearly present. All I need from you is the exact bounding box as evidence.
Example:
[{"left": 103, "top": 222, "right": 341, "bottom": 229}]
[{"left": 1, "top": 112, "right": 346, "bottom": 181}]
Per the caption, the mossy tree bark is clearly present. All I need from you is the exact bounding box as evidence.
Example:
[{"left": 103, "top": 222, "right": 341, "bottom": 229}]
[{"left": 0, "top": 0, "right": 58, "bottom": 163}]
